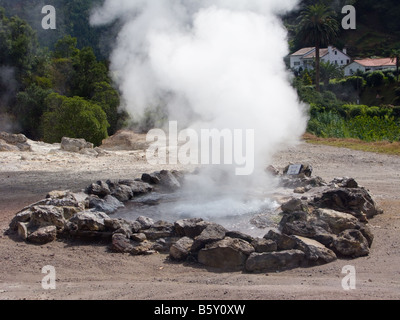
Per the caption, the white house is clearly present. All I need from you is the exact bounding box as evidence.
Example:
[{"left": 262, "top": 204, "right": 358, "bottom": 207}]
[
  {"left": 290, "top": 46, "right": 351, "bottom": 71},
  {"left": 344, "top": 58, "right": 396, "bottom": 76}
]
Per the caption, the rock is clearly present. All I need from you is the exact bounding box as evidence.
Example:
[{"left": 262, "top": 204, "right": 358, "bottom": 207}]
[
  {"left": 141, "top": 172, "right": 161, "bottom": 185},
  {"left": 9, "top": 209, "right": 32, "bottom": 231},
  {"left": 332, "top": 229, "right": 370, "bottom": 258},
  {"left": 280, "top": 176, "right": 326, "bottom": 189},
  {"left": 131, "top": 233, "right": 147, "bottom": 242},
  {"left": 0, "top": 139, "right": 19, "bottom": 151},
  {"left": 281, "top": 198, "right": 309, "bottom": 214},
  {"left": 174, "top": 218, "right": 210, "bottom": 238},
  {"left": 294, "top": 187, "right": 306, "bottom": 194},
  {"left": 283, "top": 163, "right": 313, "bottom": 178},
  {"left": 245, "top": 250, "right": 306, "bottom": 273},
  {"left": 130, "top": 241, "right": 156, "bottom": 255},
  {"left": 104, "top": 218, "right": 140, "bottom": 233},
  {"left": 331, "top": 177, "right": 358, "bottom": 188},
  {"left": 136, "top": 216, "right": 154, "bottom": 230},
  {"left": 69, "top": 211, "right": 109, "bottom": 231},
  {"left": 170, "top": 237, "right": 194, "bottom": 261},
  {"left": 159, "top": 170, "right": 181, "bottom": 191},
  {"left": 251, "top": 238, "right": 277, "bottom": 253},
  {"left": 197, "top": 237, "right": 254, "bottom": 270},
  {"left": 29, "top": 205, "right": 66, "bottom": 231},
  {"left": 312, "top": 208, "right": 359, "bottom": 235},
  {"left": 118, "top": 180, "right": 154, "bottom": 196},
  {"left": 264, "top": 230, "right": 297, "bottom": 251},
  {"left": 88, "top": 194, "right": 124, "bottom": 215},
  {"left": 111, "top": 233, "right": 134, "bottom": 253},
  {"left": 191, "top": 223, "right": 227, "bottom": 252},
  {"left": 359, "top": 224, "right": 374, "bottom": 248},
  {"left": 61, "top": 137, "right": 94, "bottom": 153},
  {"left": 100, "top": 130, "right": 150, "bottom": 151},
  {"left": 143, "top": 220, "right": 175, "bottom": 240},
  {"left": 85, "top": 181, "right": 111, "bottom": 198},
  {"left": 109, "top": 183, "right": 133, "bottom": 202},
  {"left": 111, "top": 233, "right": 155, "bottom": 255},
  {"left": 291, "top": 235, "right": 337, "bottom": 265},
  {"left": 0, "top": 132, "right": 31, "bottom": 151},
  {"left": 265, "top": 165, "right": 280, "bottom": 176},
  {"left": 27, "top": 226, "right": 57, "bottom": 244},
  {"left": 17, "top": 222, "right": 28, "bottom": 240},
  {"left": 313, "top": 187, "right": 382, "bottom": 221},
  {"left": 225, "top": 230, "right": 255, "bottom": 243}
]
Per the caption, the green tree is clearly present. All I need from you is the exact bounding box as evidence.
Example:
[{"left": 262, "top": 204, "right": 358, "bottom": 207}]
[
  {"left": 91, "top": 81, "right": 127, "bottom": 135},
  {"left": 15, "top": 84, "right": 53, "bottom": 139},
  {"left": 72, "top": 47, "right": 108, "bottom": 98},
  {"left": 42, "top": 93, "right": 109, "bottom": 146},
  {"left": 53, "top": 35, "right": 79, "bottom": 60},
  {"left": 319, "top": 60, "right": 344, "bottom": 86},
  {"left": 297, "top": 3, "right": 339, "bottom": 92}
]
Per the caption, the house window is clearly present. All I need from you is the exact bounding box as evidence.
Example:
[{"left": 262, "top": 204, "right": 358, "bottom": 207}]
[
  {"left": 341, "top": 60, "right": 344, "bottom": 64},
  {"left": 335, "top": 51, "right": 337, "bottom": 55},
  {"left": 335, "top": 60, "right": 338, "bottom": 65},
  {"left": 350, "top": 69, "right": 354, "bottom": 75},
  {"left": 294, "top": 62, "right": 300, "bottom": 66},
  {"left": 347, "top": 59, "right": 350, "bottom": 64}
]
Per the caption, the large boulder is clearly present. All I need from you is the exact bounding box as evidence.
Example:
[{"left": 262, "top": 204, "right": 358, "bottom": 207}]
[
  {"left": 27, "top": 226, "right": 57, "bottom": 244},
  {"left": 312, "top": 208, "right": 360, "bottom": 235},
  {"left": 197, "top": 237, "right": 254, "bottom": 270},
  {"left": 264, "top": 230, "right": 297, "bottom": 251},
  {"left": 142, "top": 220, "right": 175, "bottom": 240},
  {"left": 0, "top": 132, "right": 31, "bottom": 151},
  {"left": 61, "top": 137, "right": 94, "bottom": 153},
  {"left": 170, "top": 237, "right": 194, "bottom": 261},
  {"left": 174, "top": 218, "right": 210, "bottom": 238},
  {"left": 141, "top": 170, "right": 181, "bottom": 191},
  {"left": 313, "top": 187, "right": 382, "bottom": 221},
  {"left": 245, "top": 250, "right": 306, "bottom": 273},
  {"left": 291, "top": 235, "right": 337, "bottom": 265},
  {"left": 88, "top": 194, "right": 124, "bottom": 215},
  {"left": 100, "top": 130, "right": 149, "bottom": 151},
  {"left": 68, "top": 211, "right": 109, "bottom": 232},
  {"left": 332, "top": 229, "right": 370, "bottom": 258},
  {"left": 29, "top": 205, "right": 66, "bottom": 231},
  {"left": 118, "top": 180, "right": 154, "bottom": 196},
  {"left": 191, "top": 223, "right": 227, "bottom": 252},
  {"left": 85, "top": 181, "right": 111, "bottom": 198}
]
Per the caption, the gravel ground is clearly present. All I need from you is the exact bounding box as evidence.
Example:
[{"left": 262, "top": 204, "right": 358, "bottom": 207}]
[{"left": 0, "top": 138, "right": 399, "bottom": 300}]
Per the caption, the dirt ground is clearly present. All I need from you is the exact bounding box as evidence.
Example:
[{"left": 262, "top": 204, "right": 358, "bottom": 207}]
[{"left": 0, "top": 138, "right": 399, "bottom": 300}]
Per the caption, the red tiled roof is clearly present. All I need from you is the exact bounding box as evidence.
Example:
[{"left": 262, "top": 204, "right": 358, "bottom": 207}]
[{"left": 354, "top": 58, "right": 396, "bottom": 67}]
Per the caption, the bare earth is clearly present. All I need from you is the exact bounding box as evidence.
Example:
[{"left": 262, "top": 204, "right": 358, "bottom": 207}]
[{"left": 0, "top": 139, "right": 399, "bottom": 300}]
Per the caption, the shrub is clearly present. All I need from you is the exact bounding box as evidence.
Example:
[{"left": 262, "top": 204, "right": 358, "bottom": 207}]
[
  {"left": 42, "top": 93, "right": 109, "bottom": 146},
  {"left": 307, "top": 111, "right": 349, "bottom": 138},
  {"left": 348, "top": 115, "right": 400, "bottom": 142},
  {"left": 366, "top": 71, "right": 385, "bottom": 87}
]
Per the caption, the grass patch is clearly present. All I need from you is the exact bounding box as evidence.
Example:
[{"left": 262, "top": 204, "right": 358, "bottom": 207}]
[{"left": 303, "top": 133, "right": 400, "bottom": 156}]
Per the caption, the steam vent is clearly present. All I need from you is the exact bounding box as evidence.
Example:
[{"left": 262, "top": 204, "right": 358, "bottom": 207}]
[{"left": 8, "top": 165, "right": 382, "bottom": 273}]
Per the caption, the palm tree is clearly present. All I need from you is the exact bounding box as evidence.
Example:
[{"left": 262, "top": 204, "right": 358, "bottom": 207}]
[
  {"left": 389, "top": 49, "right": 400, "bottom": 82},
  {"left": 297, "top": 3, "right": 339, "bottom": 92}
]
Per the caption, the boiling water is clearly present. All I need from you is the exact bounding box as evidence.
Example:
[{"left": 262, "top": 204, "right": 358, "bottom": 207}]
[{"left": 113, "top": 190, "right": 281, "bottom": 238}]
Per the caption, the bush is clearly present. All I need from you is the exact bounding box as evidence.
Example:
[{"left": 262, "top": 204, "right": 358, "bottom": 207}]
[
  {"left": 348, "top": 115, "right": 400, "bottom": 142},
  {"left": 307, "top": 111, "right": 349, "bottom": 138},
  {"left": 366, "top": 71, "right": 385, "bottom": 87},
  {"left": 42, "top": 93, "right": 109, "bottom": 146}
]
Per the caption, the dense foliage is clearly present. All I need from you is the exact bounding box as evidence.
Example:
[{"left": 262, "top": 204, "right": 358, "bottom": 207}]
[{"left": 0, "top": 5, "right": 127, "bottom": 145}]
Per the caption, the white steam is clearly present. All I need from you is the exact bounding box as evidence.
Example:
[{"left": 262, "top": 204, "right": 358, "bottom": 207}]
[{"left": 91, "top": 0, "right": 308, "bottom": 222}]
